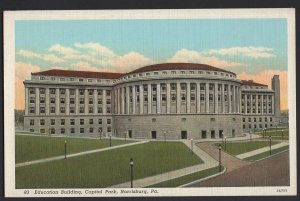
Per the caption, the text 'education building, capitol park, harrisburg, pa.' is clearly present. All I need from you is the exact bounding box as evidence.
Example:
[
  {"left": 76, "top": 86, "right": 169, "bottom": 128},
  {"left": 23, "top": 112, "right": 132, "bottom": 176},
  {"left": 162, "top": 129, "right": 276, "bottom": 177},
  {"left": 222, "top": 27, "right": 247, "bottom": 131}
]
[{"left": 23, "top": 63, "right": 285, "bottom": 140}]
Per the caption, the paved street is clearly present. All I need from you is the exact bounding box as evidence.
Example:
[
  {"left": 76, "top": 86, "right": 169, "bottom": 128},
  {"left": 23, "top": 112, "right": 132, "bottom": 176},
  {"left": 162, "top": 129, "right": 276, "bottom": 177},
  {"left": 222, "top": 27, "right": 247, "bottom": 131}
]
[{"left": 188, "top": 151, "right": 289, "bottom": 187}]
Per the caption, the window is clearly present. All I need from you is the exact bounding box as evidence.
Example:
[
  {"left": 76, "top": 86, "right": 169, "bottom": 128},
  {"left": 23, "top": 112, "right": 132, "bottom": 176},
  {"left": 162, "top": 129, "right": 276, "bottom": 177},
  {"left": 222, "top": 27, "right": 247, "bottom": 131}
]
[
  {"left": 29, "top": 107, "right": 35, "bottom": 114},
  {"left": 89, "top": 119, "right": 93, "bottom": 125},
  {"left": 89, "top": 107, "right": 93, "bottom": 113},
  {"left": 171, "top": 71, "right": 176, "bottom": 74},
  {"left": 180, "top": 71, "right": 185, "bottom": 74},
  {"left": 191, "top": 83, "right": 196, "bottom": 91},
  {"left": 50, "top": 98, "right": 55, "bottom": 104},
  {"left": 70, "top": 107, "right": 75, "bottom": 113},
  {"left": 98, "top": 99, "right": 102, "bottom": 104},
  {"left": 152, "top": 85, "right": 157, "bottom": 91},
  {"left": 190, "top": 71, "right": 194, "bottom": 74},
  {"left": 89, "top": 127, "right": 94, "bottom": 133},
  {"left": 152, "top": 94, "right": 157, "bottom": 102},
  {"left": 144, "top": 95, "right": 148, "bottom": 102},
  {"left": 106, "top": 99, "right": 111, "bottom": 104},
  {"left": 97, "top": 90, "right": 102, "bottom": 95},
  {"left": 70, "top": 119, "right": 75, "bottom": 125},
  {"left": 180, "top": 84, "right": 186, "bottom": 91},
  {"left": 88, "top": 79, "right": 93, "bottom": 82},
  {"left": 50, "top": 88, "right": 56, "bottom": 94},
  {"left": 209, "top": 84, "right": 214, "bottom": 90},
  {"left": 162, "top": 94, "right": 166, "bottom": 102},
  {"left": 40, "top": 88, "right": 45, "bottom": 94},
  {"left": 106, "top": 90, "right": 111, "bottom": 96},
  {"left": 79, "top": 107, "right": 84, "bottom": 113},
  {"left": 107, "top": 119, "right": 111, "bottom": 124},
  {"left": 60, "top": 78, "right": 65, "bottom": 81},
  {"left": 40, "top": 119, "right": 45, "bottom": 126},
  {"left": 98, "top": 107, "right": 102, "bottom": 113},
  {"left": 40, "top": 129, "right": 45, "bottom": 133},
  {"left": 79, "top": 89, "right": 84, "bottom": 95},
  {"left": 248, "top": 117, "right": 251, "bottom": 122},
  {"left": 50, "top": 107, "right": 55, "bottom": 113},
  {"left": 107, "top": 127, "right": 111, "bottom": 132},
  {"left": 107, "top": 107, "right": 111, "bottom": 114},
  {"left": 209, "top": 94, "right": 213, "bottom": 101},
  {"left": 80, "top": 98, "right": 84, "bottom": 104},
  {"left": 88, "top": 89, "right": 94, "bottom": 95},
  {"left": 70, "top": 78, "right": 75, "bottom": 81},
  {"left": 181, "top": 94, "right": 186, "bottom": 101},
  {"left": 40, "top": 77, "right": 45, "bottom": 80},
  {"left": 171, "top": 83, "right": 176, "bottom": 90},
  {"left": 243, "top": 118, "right": 245, "bottom": 122},
  {"left": 29, "top": 89, "right": 35, "bottom": 94},
  {"left": 270, "top": 117, "right": 273, "bottom": 122},
  {"left": 154, "top": 72, "right": 159, "bottom": 75},
  {"left": 200, "top": 84, "right": 205, "bottom": 90},
  {"left": 70, "top": 128, "right": 75, "bottom": 133},
  {"left": 171, "top": 94, "right": 176, "bottom": 101},
  {"left": 60, "top": 98, "right": 65, "bottom": 104},
  {"left": 61, "top": 128, "right": 65, "bottom": 134},
  {"left": 89, "top": 98, "right": 93, "bottom": 104},
  {"left": 162, "top": 71, "right": 167, "bottom": 75},
  {"left": 80, "top": 128, "right": 84, "bottom": 133},
  {"left": 60, "top": 107, "right": 65, "bottom": 113},
  {"left": 265, "top": 117, "right": 268, "bottom": 122},
  {"left": 40, "top": 97, "right": 45, "bottom": 104},
  {"left": 80, "top": 119, "right": 84, "bottom": 125},
  {"left": 60, "top": 89, "right": 66, "bottom": 94},
  {"left": 30, "top": 129, "right": 35, "bottom": 132},
  {"left": 61, "top": 119, "right": 65, "bottom": 125},
  {"left": 98, "top": 119, "right": 102, "bottom": 124},
  {"left": 70, "top": 98, "right": 75, "bottom": 104},
  {"left": 161, "top": 84, "right": 166, "bottom": 91},
  {"left": 30, "top": 119, "right": 34, "bottom": 126},
  {"left": 40, "top": 107, "right": 45, "bottom": 114},
  {"left": 254, "top": 118, "right": 256, "bottom": 122},
  {"left": 29, "top": 97, "right": 35, "bottom": 104},
  {"left": 50, "top": 77, "right": 55, "bottom": 81},
  {"left": 200, "top": 94, "right": 205, "bottom": 101}
]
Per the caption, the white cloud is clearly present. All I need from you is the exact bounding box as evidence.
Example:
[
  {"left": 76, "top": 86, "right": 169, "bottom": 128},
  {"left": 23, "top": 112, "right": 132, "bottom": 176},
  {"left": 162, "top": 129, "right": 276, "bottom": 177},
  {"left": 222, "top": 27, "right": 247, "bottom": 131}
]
[
  {"left": 48, "top": 44, "right": 80, "bottom": 55},
  {"left": 167, "top": 49, "right": 244, "bottom": 68},
  {"left": 75, "top": 42, "right": 117, "bottom": 58},
  {"left": 15, "top": 62, "right": 41, "bottom": 80},
  {"left": 207, "top": 46, "right": 275, "bottom": 59},
  {"left": 18, "top": 50, "right": 64, "bottom": 63}
]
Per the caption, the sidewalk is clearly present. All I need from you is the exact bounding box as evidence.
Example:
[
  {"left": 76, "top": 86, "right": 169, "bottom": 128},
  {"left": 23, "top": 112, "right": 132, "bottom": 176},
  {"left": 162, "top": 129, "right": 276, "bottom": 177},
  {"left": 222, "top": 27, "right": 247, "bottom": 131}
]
[
  {"left": 235, "top": 141, "right": 289, "bottom": 159},
  {"left": 16, "top": 140, "right": 149, "bottom": 168},
  {"left": 109, "top": 140, "right": 219, "bottom": 188}
]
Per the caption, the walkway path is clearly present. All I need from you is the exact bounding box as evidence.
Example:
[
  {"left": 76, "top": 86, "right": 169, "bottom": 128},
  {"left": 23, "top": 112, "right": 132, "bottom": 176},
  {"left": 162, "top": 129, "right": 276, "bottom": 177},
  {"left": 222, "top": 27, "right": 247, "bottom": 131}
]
[
  {"left": 109, "top": 140, "right": 219, "bottom": 188},
  {"left": 236, "top": 141, "right": 289, "bottom": 159},
  {"left": 16, "top": 140, "right": 149, "bottom": 168},
  {"left": 189, "top": 151, "right": 289, "bottom": 187}
]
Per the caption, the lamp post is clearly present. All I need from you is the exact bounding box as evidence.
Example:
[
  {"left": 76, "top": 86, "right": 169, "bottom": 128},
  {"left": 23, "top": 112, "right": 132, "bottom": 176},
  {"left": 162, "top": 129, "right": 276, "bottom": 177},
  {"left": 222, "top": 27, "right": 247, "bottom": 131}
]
[
  {"left": 224, "top": 136, "right": 227, "bottom": 151},
  {"left": 130, "top": 158, "right": 134, "bottom": 188},
  {"left": 164, "top": 131, "right": 166, "bottom": 143},
  {"left": 191, "top": 138, "right": 193, "bottom": 153},
  {"left": 99, "top": 130, "right": 102, "bottom": 140},
  {"left": 109, "top": 134, "right": 112, "bottom": 147},
  {"left": 281, "top": 129, "right": 284, "bottom": 140},
  {"left": 64, "top": 140, "right": 67, "bottom": 159},
  {"left": 269, "top": 136, "right": 272, "bottom": 155},
  {"left": 218, "top": 144, "right": 222, "bottom": 172}
]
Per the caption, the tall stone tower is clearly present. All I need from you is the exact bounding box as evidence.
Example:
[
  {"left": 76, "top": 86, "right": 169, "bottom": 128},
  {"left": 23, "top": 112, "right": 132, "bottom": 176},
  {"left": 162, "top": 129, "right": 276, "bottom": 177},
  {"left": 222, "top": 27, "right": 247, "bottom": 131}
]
[{"left": 272, "top": 75, "right": 280, "bottom": 117}]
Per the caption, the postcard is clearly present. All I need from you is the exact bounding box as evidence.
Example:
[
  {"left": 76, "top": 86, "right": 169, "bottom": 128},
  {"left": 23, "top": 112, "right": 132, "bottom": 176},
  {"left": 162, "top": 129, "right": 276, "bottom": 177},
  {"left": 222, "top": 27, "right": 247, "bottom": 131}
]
[{"left": 4, "top": 9, "right": 296, "bottom": 197}]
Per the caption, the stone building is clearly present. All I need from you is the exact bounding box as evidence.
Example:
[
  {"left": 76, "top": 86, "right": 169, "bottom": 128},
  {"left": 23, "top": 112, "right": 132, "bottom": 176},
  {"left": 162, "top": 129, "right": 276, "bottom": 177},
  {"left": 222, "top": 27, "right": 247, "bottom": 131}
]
[{"left": 23, "top": 63, "right": 280, "bottom": 140}]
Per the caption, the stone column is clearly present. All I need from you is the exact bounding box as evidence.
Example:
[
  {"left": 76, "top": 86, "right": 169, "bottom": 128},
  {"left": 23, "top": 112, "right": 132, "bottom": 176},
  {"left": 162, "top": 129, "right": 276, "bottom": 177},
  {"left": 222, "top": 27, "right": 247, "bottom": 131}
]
[
  {"left": 118, "top": 88, "right": 121, "bottom": 114},
  {"left": 125, "top": 86, "right": 129, "bottom": 114},
  {"left": 232, "top": 85, "right": 236, "bottom": 113},
  {"left": 35, "top": 88, "right": 40, "bottom": 115},
  {"left": 261, "top": 94, "right": 264, "bottom": 115},
  {"left": 266, "top": 95, "right": 269, "bottom": 115},
  {"left": 214, "top": 83, "right": 218, "bottom": 113},
  {"left": 121, "top": 87, "right": 125, "bottom": 114},
  {"left": 147, "top": 84, "right": 152, "bottom": 114},
  {"left": 255, "top": 93, "right": 258, "bottom": 114},
  {"left": 66, "top": 88, "right": 70, "bottom": 115},
  {"left": 55, "top": 88, "right": 59, "bottom": 115},
  {"left": 103, "top": 89, "right": 107, "bottom": 115},
  {"left": 176, "top": 82, "right": 181, "bottom": 114},
  {"left": 237, "top": 87, "right": 241, "bottom": 113},
  {"left": 157, "top": 83, "right": 161, "bottom": 114},
  {"left": 186, "top": 82, "right": 191, "bottom": 113},
  {"left": 93, "top": 89, "right": 97, "bottom": 114},
  {"left": 84, "top": 89, "right": 88, "bottom": 115},
  {"left": 25, "top": 87, "right": 29, "bottom": 115},
  {"left": 132, "top": 85, "right": 136, "bottom": 114},
  {"left": 45, "top": 88, "right": 49, "bottom": 115},
  {"left": 222, "top": 84, "right": 225, "bottom": 113},
  {"left": 272, "top": 94, "right": 275, "bottom": 115},
  {"left": 250, "top": 93, "right": 253, "bottom": 115},
  {"left": 205, "top": 83, "right": 209, "bottom": 113},
  {"left": 139, "top": 85, "right": 144, "bottom": 114},
  {"left": 245, "top": 94, "right": 248, "bottom": 114},
  {"left": 228, "top": 85, "right": 232, "bottom": 113},
  {"left": 196, "top": 83, "right": 201, "bottom": 113},
  {"left": 166, "top": 83, "right": 171, "bottom": 114},
  {"left": 75, "top": 88, "right": 79, "bottom": 115}
]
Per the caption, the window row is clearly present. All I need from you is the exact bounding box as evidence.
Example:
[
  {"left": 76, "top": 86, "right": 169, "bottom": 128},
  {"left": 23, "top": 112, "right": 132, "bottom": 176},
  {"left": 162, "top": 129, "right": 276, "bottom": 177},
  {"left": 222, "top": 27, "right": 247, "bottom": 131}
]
[
  {"left": 29, "top": 106, "right": 111, "bottom": 114},
  {"left": 28, "top": 88, "right": 111, "bottom": 96},
  {"left": 243, "top": 124, "right": 273, "bottom": 129},
  {"left": 29, "top": 97, "right": 111, "bottom": 105},
  {"left": 243, "top": 117, "right": 273, "bottom": 123},
  {"left": 29, "top": 118, "right": 112, "bottom": 126}
]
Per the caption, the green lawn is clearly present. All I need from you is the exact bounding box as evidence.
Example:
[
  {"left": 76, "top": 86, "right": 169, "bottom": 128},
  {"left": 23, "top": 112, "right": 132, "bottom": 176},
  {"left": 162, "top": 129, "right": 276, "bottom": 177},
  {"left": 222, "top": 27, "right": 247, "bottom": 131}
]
[
  {"left": 16, "top": 134, "right": 130, "bottom": 163},
  {"left": 217, "top": 141, "right": 280, "bottom": 156},
  {"left": 16, "top": 141, "right": 203, "bottom": 188},
  {"left": 147, "top": 166, "right": 224, "bottom": 188},
  {"left": 244, "top": 146, "right": 289, "bottom": 161},
  {"left": 255, "top": 129, "right": 289, "bottom": 140}
]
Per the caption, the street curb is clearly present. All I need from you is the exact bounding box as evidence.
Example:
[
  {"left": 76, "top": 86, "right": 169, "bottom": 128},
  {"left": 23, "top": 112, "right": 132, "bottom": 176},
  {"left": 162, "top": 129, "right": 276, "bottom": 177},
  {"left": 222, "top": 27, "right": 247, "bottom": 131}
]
[{"left": 177, "top": 166, "right": 227, "bottom": 187}]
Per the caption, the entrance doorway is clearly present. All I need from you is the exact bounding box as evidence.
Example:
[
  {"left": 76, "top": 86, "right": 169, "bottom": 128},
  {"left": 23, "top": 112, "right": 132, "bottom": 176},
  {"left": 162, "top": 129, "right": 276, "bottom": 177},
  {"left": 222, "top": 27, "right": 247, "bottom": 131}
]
[
  {"left": 219, "top": 130, "right": 223, "bottom": 138},
  {"left": 128, "top": 130, "right": 132, "bottom": 138},
  {"left": 232, "top": 129, "right": 235, "bottom": 137},
  {"left": 201, "top": 130, "right": 207, "bottom": 139},
  {"left": 181, "top": 131, "right": 187, "bottom": 139},
  {"left": 211, "top": 130, "right": 215, "bottom": 138},
  {"left": 151, "top": 131, "right": 157, "bottom": 139}
]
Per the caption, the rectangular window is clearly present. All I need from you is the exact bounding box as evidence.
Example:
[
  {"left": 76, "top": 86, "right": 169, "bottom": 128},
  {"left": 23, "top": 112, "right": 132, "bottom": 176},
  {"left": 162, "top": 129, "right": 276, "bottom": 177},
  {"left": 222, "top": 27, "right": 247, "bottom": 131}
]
[
  {"left": 70, "top": 98, "right": 75, "bottom": 104},
  {"left": 171, "top": 83, "right": 176, "bottom": 90},
  {"left": 107, "top": 127, "right": 111, "bottom": 132},
  {"left": 80, "top": 119, "right": 84, "bottom": 125},
  {"left": 80, "top": 98, "right": 84, "bottom": 104},
  {"left": 248, "top": 118, "right": 251, "bottom": 122},
  {"left": 106, "top": 90, "right": 111, "bottom": 96},
  {"left": 191, "top": 94, "right": 195, "bottom": 101},
  {"left": 29, "top": 89, "right": 35, "bottom": 94},
  {"left": 152, "top": 94, "right": 157, "bottom": 102},
  {"left": 69, "top": 89, "right": 75, "bottom": 95},
  {"left": 50, "top": 88, "right": 56, "bottom": 94},
  {"left": 200, "top": 94, "right": 205, "bottom": 101},
  {"left": 40, "top": 107, "right": 45, "bottom": 113},
  {"left": 89, "top": 119, "right": 93, "bottom": 125},
  {"left": 60, "top": 98, "right": 65, "bottom": 104},
  {"left": 60, "top": 107, "right": 65, "bottom": 113},
  {"left": 61, "top": 119, "right": 65, "bottom": 125},
  {"left": 40, "top": 97, "right": 45, "bottom": 104},
  {"left": 30, "top": 119, "right": 34, "bottom": 126},
  {"left": 88, "top": 89, "right": 94, "bottom": 95},
  {"left": 106, "top": 99, "right": 111, "bottom": 104},
  {"left": 89, "top": 98, "right": 93, "bottom": 104},
  {"left": 60, "top": 89, "right": 66, "bottom": 94},
  {"left": 180, "top": 84, "right": 186, "bottom": 91},
  {"left": 89, "top": 107, "right": 93, "bottom": 113},
  {"left": 79, "top": 89, "right": 84, "bottom": 95},
  {"left": 29, "top": 107, "right": 35, "bottom": 114},
  {"left": 29, "top": 97, "right": 35, "bottom": 104},
  {"left": 39, "top": 88, "right": 45, "bottom": 94},
  {"left": 98, "top": 99, "right": 102, "bottom": 104},
  {"left": 97, "top": 89, "right": 102, "bottom": 95},
  {"left": 50, "top": 98, "right": 55, "bottom": 104},
  {"left": 107, "top": 119, "right": 111, "bottom": 124},
  {"left": 98, "top": 119, "right": 102, "bottom": 124},
  {"left": 171, "top": 94, "right": 176, "bottom": 101},
  {"left": 162, "top": 94, "right": 166, "bottom": 102},
  {"left": 40, "top": 119, "right": 45, "bottom": 126},
  {"left": 70, "top": 107, "right": 75, "bottom": 114},
  {"left": 200, "top": 84, "right": 205, "bottom": 90},
  {"left": 70, "top": 119, "right": 75, "bottom": 125},
  {"left": 181, "top": 94, "right": 186, "bottom": 101},
  {"left": 144, "top": 95, "right": 148, "bottom": 102},
  {"left": 50, "top": 107, "right": 55, "bottom": 113},
  {"left": 70, "top": 128, "right": 75, "bottom": 133},
  {"left": 61, "top": 128, "right": 65, "bottom": 134},
  {"left": 209, "top": 94, "right": 213, "bottom": 101},
  {"left": 89, "top": 127, "right": 94, "bottom": 133},
  {"left": 107, "top": 107, "right": 111, "bottom": 114},
  {"left": 98, "top": 107, "right": 102, "bottom": 113},
  {"left": 80, "top": 128, "right": 84, "bottom": 133},
  {"left": 51, "top": 119, "right": 55, "bottom": 126},
  {"left": 191, "top": 83, "right": 196, "bottom": 91}
]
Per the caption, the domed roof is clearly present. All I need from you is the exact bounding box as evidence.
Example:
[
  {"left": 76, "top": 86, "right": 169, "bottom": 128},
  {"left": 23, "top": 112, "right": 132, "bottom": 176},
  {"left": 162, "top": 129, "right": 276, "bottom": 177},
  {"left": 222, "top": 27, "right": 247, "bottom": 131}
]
[{"left": 128, "top": 63, "right": 235, "bottom": 75}]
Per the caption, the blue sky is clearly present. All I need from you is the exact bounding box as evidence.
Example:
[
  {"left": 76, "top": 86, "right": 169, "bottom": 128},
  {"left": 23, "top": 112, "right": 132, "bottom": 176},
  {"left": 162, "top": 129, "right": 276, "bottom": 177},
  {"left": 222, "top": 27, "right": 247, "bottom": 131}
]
[{"left": 15, "top": 18, "right": 288, "bottom": 109}]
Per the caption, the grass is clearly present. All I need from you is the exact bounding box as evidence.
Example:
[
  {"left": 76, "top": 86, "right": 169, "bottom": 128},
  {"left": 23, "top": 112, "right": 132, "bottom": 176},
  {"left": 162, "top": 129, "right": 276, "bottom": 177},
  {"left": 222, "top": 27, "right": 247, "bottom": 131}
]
[
  {"left": 16, "top": 141, "right": 203, "bottom": 188},
  {"left": 255, "top": 129, "right": 289, "bottom": 140},
  {"left": 244, "top": 145, "right": 289, "bottom": 161},
  {"left": 15, "top": 134, "right": 131, "bottom": 163},
  {"left": 147, "top": 166, "right": 224, "bottom": 188},
  {"left": 217, "top": 140, "right": 280, "bottom": 156}
]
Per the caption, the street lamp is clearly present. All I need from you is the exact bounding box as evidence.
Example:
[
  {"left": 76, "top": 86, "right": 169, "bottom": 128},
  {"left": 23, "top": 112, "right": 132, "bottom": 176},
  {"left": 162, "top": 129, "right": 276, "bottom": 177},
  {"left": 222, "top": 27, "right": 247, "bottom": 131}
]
[
  {"left": 130, "top": 158, "right": 134, "bottom": 188},
  {"left": 269, "top": 136, "right": 272, "bottom": 155},
  {"left": 99, "top": 129, "right": 102, "bottom": 140},
  {"left": 218, "top": 144, "right": 222, "bottom": 172},
  {"left": 224, "top": 136, "right": 227, "bottom": 151},
  {"left": 64, "top": 140, "right": 67, "bottom": 159},
  {"left": 109, "top": 134, "right": 112, "bottom": 147},
  {"left": 281, "top": 129, "right": 284, "bottom": 140},
  {"left": 191, "top": 138, "right": 194, "bottom": 153}
]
